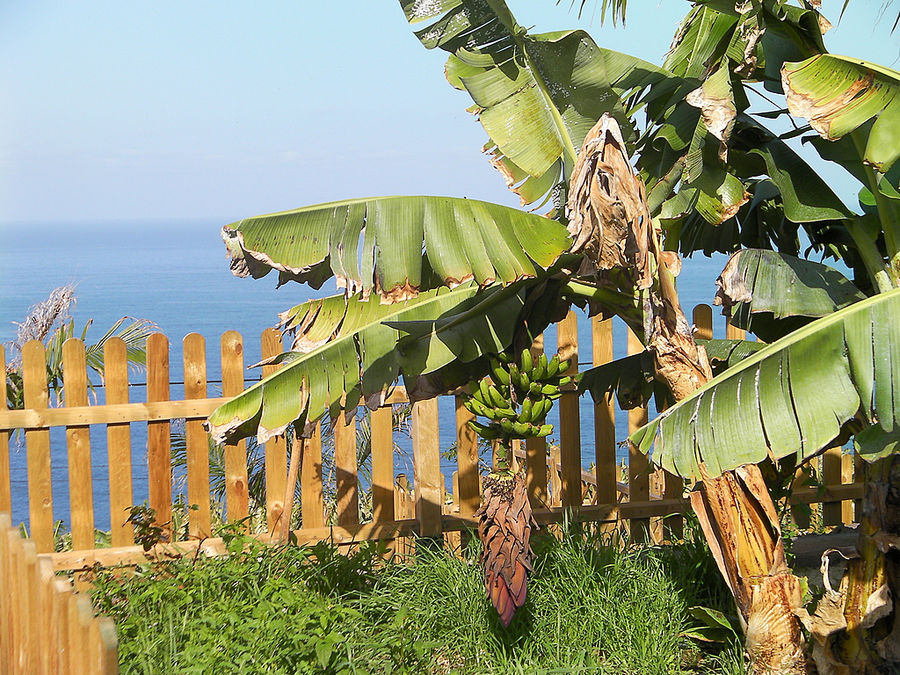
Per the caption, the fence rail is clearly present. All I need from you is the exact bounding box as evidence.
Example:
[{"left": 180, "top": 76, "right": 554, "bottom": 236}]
[
  {"left": 0, "top": 512, "right": 118, "bottom": 674},
  {"left": 0, "top": 306, "right": 864, "bottom": 571}
]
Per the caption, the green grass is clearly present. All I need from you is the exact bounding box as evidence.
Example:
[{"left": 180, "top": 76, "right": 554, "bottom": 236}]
[{"left": 90, "top": 521, "right": 749, "bottom": 674}]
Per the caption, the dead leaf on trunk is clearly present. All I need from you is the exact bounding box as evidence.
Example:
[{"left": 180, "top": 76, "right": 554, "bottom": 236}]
[
  {"left": 566, "top": 114, "right": 652, "bottom": 288},
  {"left": 474, "top": 472, "right": 537, "bottom": 627}
]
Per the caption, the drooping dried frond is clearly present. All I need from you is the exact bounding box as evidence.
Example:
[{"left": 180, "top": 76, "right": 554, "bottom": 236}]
[
  {"left": 7, "top": 285, "right": 77, "bottom": 367},
  {"left": 474, "top": 472, "right": 536, "bottom": 627},
  {"left": 566, "top": 114, "right": 652, "bottom": 287}
]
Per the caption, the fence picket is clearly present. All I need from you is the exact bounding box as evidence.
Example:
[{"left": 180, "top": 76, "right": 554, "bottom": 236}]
[
  {"left": 22, "top": 341, "right": 54, "bottom": 553},
  {"left": 104, "top": 338, "right": 134, "bottom": 546},
  {"left": 454, "top": 392, "right": 480, "bottom": 518},
  {"left": 183, "top": 333, "right": 211, "bottom": 538},
  {"left": 592, "top": 318, "right": 617, "bottom": 509},
  {"left": 147, "top": 334, "right": 172, "bottom": 535},
  {"left": 370, "top": 406, "right": 394, "bottom": 523},
  {"left": 300, "top": 423, "right": 324, "bottom": 529},
  {"left": 626, "top": 327, "right": 650, "bottom": 542},
  {"left": 220, "top": 331, "right": 249, "bottom": 526},
  {"left": 334, "top": 411, "right": 359, "bottom": 527},
  {"left": 0, "top": 346, "right": 10, "bottom": 517},
  {"left": 412, "top": 399, "right": 442, "bottom": 539},
  {"left": 557, "top": 312, "right": 582, "bottom": 509},
  {"left": 261, "top": 329, "right": 287, "bottom": 535},
  {"left": 693, "top": 304, "right": 713, "bottom": 341},
  {"left": 0, "top": 514, "right": 8, "bottom": 670},
  {"left": 62, "top": 339, "right": 95, "bottom": 552}
]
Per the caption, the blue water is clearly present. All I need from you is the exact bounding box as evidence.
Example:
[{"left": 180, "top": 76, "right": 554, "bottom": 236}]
[{"left": 0, "top": 220, "right": 731, "bottom": 531}]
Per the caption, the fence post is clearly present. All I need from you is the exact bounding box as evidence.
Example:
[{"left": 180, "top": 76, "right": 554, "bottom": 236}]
[
  {"left": 300, "top": 423, "right": 324, "bottom": 529},
  {"left": 370, "top": 406, "right": 395, "bottom": 523},
  {"left": 63, "top": 339, "right": 96, "bottom": 552},
  {"left": 22, "top": 341, "right": 54, "bottom": 553},
  {"left": 0, "top": 513, "right": 11, "bottom": 672},
  {"left": 333, "top": 411, "right": 359, "bottom": 528},
  {"left": 412, "top": 399, "right": 443, "bottom": 540},
  {"left": 184, "top": 333, "right": 211, "bottom": 538},
  {"left": 592, "top": 318, "right": 617, "bottom": 510},
  {"left": 557, "top": 312, "right": 582, "bottom": 510},
  {"left": 626, "top": 327, "right": 650, "bottom": 542},
  {"left": 220, "top": 331, "right": 250, "bottom": 527},
  {"left": 147, "top": 333, "right": 173, "bottom": 537},
  {"left": 454, "top": 390, "right": 480, "bottom": 519},
  {"left": 105, "top": 338, "right": 134, "bottom": 546},
  {"left": 261, "top": 329, "right": 288, "bottom": 535}
]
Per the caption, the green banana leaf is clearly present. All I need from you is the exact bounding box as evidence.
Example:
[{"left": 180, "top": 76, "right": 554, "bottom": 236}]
[
  {"left": 401, "top": 0, "right": 686, "bottom": 204},
  {"left": 782, "top": 54, "right": 900, "bottom": 173},
  {"left": 222, "top": 196, "right": 570, "bottom": 302},
  {"left": 208, "top": 280, "right": 541, "bottom": 445},
  {"left": 698, "top": 338, "right": 767, "bottom": 374},
  {"left": 716, "top": 248, "right": 867, "bottom": 341},
  {"left": 630, "top": 287, "right": 900, "bottom": 479}
]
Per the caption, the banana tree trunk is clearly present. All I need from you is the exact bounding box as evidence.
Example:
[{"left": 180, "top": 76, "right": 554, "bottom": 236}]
[
  {"left": 799, "top": 455, "right": 900, "bottom": 673},
  {"left": 569, "top": 114, "right": 810, "bottom": 673}
]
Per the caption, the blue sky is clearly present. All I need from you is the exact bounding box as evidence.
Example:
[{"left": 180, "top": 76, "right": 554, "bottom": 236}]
[{"left": 1, "top": 0, "right": 897, "bottom": 225}]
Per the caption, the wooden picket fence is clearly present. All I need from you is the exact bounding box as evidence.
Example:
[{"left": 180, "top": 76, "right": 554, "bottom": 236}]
[
  {"left": 0, "top": 512, "right": 118, "bottom": 674},
  {"left": 0, "top": 306, "right": 865, "bottom": 576}
]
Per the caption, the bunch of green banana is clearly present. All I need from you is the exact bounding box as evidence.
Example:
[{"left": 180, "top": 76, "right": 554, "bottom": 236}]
[{"left": 464, "top": 347, "right": 576, "bottom": 443}]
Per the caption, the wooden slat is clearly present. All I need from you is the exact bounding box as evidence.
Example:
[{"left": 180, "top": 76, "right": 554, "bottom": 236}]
[
  {"left": 693, "top": 304, "right": 713, "bottom": 341},
  {"left": 0, "top": 397, "right": 228, "bottom": 430},
  {"left": 63, "top": 339, "right": 95, "bottom": 552},
  {"left": 842, "top": 452, "right": 854, "bottom": 525},
  {"left": 261, "top": 329, "right": 287, "bottom": 535},
  {"left": 38, "top": 556, "right": 55, "bottom": 675},
  {"left": 0, "top": 385, "right": 414, "bottom": 431},
  {"left": 22, "top": 540, "right": 37, "bottom": 675},
  {"left": 591, "top": 318, "right": 616, "bottom": 508},
  {"left": 333, "top": 411, "right": 359, "bottom": 527},
  {"left": 54, "top": 579, "right": 72, "bottom": 674},
  {"left": 821, "top": 447, "right": 842, "bottom": 526},
  {"left": 66, "top": 591, "right": 81, "bottom": 675},
  {"left": 220, "top": 331, "right": 249, "bottom": 526},
  {"left": 549, "top": 444, "right": 562, "bottom": 507},
  {"left": 557, "top": 311, "right": 582, "bottom": 509},
  {"left": 300, "top": 423, "right": 324, "bottom": 529},
  {"left": 104, "top": 338, "right": 133, "bottom": 547},
  {"left": 626, "top": 327, "right": 649, "bottom": 542},
  {"left": 146, "top": 334, "right": 172, "bottom": 535},
  {"left": 75, "top": 594, "right": 93, "bottom": 675},
  {"left": 0, "top": 346, "right": 11, "bottom": 516},
  {"left": 455, "top": 393, "right": 480, "bottom": 518},
  {"left": 279, "top": 436, "right": 303, "bottom": 542},
  {"left": 370, "top": 406, "right": 394, "bottom": 523},
  {"left": 725, "top": 321, "right": 745, "bottom": 340},
  {"left": 183, "top": 334, "right": 210, "bottom": 538},
  {"left": 0, "top": 514, "right": 9, "bottom": 672},
  {"left": 412, "top": 399, "right": 443, "bottom": 538},
  {"left": 96, "top": 617, "right": 119, "bottom": 674},
  {"left": 525, "top": 336, "right": 548, "bottom": 509},
  {"left": 22, "top": 341, "right": 54, "bottom": 553}
]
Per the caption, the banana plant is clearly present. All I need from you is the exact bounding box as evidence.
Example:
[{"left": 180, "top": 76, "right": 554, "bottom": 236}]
[{"left": 207, "top": 0, "right": 890, "bottom": 669}]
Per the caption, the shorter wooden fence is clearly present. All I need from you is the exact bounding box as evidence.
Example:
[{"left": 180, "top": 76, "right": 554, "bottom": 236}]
[
  {"left": 0, "top": 512, "right": 118, "bottom": 674},
  {"left": 0, "top": 306, "right": 865, "bottom": 574}
]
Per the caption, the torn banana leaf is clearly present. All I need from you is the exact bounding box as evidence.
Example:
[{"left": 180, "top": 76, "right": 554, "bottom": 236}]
[
  {"left": 208, "top": 280, "right": 542, "bottom": 445},
  {"left": 402, "top": 0, "right": 685, "bottom": 203},
  {"left": 783, "top": 54, "right": 900, "bottom": 173},
  {"left": 697, "top": 338, "right": 766, "bottom": 375},
  {"left": 715, "top": 248, "right": 867, "bottom": 342},
  {"left": 222, "top": 196, "right": 570, "bottom": 303},
  {"left": 630, "top": 287, "right": 900, "bottom": 480}
]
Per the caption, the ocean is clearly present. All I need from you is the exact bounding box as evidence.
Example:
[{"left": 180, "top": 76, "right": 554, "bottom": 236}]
[{"left": 1, "top": 219, "right": 731, "bottom": 531}]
